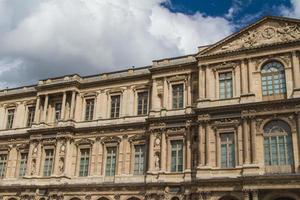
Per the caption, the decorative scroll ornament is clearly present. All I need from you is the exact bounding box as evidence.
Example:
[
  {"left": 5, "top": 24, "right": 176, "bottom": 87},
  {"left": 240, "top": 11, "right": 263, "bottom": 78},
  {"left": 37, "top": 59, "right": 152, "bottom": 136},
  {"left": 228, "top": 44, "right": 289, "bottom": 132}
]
[{"left": 216, "top": 21, "right": 300, "bottom": 53}]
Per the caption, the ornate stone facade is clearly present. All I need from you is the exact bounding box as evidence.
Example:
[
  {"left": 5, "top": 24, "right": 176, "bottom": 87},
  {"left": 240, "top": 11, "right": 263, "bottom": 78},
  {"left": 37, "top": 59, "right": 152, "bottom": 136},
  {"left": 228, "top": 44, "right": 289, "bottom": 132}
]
[{"left": 0, "top": 16, "right": 300, "bottom": 200}]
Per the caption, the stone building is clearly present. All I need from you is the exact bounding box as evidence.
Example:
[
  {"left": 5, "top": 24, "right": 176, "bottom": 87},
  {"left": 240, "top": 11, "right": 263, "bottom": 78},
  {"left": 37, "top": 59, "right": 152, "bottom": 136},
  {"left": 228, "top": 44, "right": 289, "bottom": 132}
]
[{"left": 0, "top": 16, "right": 300, "bottom": 200}]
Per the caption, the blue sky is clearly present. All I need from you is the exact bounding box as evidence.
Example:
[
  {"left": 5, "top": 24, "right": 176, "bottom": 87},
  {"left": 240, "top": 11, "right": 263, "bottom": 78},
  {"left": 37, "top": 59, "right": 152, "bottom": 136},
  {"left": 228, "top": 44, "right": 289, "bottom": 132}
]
[
  {"left": 164, "top": 0, "right": 293, "bottom": 27},
  {"left": 0, "top": 0, "right": 299, "bottom": 88}
]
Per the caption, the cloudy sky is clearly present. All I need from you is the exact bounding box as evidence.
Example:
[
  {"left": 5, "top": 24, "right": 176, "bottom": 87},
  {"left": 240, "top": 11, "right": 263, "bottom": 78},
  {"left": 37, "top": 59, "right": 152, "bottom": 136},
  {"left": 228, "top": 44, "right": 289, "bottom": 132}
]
[{"left": 0, "top": 0, "right": 299, "bottom": 88}]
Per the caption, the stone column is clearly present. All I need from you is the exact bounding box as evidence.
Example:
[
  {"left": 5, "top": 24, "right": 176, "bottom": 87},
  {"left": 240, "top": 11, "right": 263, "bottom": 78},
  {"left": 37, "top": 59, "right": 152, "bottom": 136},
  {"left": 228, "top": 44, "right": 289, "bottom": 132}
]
[
  {"left": 69, "top": 91, "right": 76, "bottom": 120},
  {"left": 161, "top": 130, "right": 167, "bottom": 172},
  {"left": 151, "top": 79, "right": 159, "bottom": 112},
  {"left": 297, "top": 111, "right": 300, "bottom": 170},
  {"left": 64, "top": 138, "right": 72, "bottom": 176},
  {"left": 205, "top": 66, "right": 210, "bottom": 99},
  {"left": 292, "top": 51, "right": 300, "bottom": 89},
  {"left": 185, "top": 124, "right": 191, "bottom": 170},
  {"left": 250, "top": 117, "right": 257, "bottom": 164},
  {"left": 42, "top": 95, "right": 49, "bottom": 122},
  {"left": 163, "top": 78, "right": 168, "bottom": 109},
  {"left": 187, "top": 76, "right": 192, "bottom": 107},
  {"left": 241, "top": 59, "right": 249, "bottom": 95},
  {"left": 198, "top": 124, "right": 204, "bottom": 167},
  {"left": 34, "top": 96, "right": 41, "bottom": 124},
  {"left": 205, "top": 123, "right": 210, "bottom": 166},
  {"left": 243, "top": 118, "right": 250, "bottom": 164},
  {"left": 61, "top": 92, "right": 67, "bottom": 120},
  {"left": 199, "top": 65, "right": 205, "bottom": 99},
  {"left": 148, "top": 132, "right": 155, "bottom": 172}
]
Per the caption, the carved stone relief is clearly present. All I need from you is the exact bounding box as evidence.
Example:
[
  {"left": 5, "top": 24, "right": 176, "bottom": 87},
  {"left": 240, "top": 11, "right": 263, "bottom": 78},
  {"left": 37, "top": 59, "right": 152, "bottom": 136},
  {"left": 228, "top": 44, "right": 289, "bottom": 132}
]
[{"left": 216, "top": 21, "right": 300, "bottom": 53}]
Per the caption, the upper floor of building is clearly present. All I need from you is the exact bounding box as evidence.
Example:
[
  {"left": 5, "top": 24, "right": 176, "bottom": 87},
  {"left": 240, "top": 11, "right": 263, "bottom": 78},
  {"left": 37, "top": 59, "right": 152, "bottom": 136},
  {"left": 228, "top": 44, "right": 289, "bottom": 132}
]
[{"left": 0, "top": 16, "right": 300, "bottom": 132}]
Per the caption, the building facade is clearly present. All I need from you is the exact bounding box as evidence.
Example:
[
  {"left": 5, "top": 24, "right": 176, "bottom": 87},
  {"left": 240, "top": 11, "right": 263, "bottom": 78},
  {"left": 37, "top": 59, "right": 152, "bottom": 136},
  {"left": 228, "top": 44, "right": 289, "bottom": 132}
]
[{"left": 0, "top": 16, "right": 300, "bottom": 200}]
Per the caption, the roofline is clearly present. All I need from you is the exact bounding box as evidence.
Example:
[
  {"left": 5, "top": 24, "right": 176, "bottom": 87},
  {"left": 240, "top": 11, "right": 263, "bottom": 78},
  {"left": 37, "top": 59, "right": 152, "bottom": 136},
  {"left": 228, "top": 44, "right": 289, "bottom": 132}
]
[{"left": 198, "top": 15, "right": 300, "bottom": 56}]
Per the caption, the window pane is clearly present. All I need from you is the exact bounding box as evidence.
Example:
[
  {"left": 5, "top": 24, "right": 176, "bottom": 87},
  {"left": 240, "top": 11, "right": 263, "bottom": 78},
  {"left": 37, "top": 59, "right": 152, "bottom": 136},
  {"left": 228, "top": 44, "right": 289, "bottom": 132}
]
[
  {"left": 171, "top": 140, "right": 183, "bottom": 172},
  {"left": 79, "top": 149, "right": 90, "bottom": 177},
  {"left": 172, "top": 84, "right": 184, "bottom": 109},
  {"left": 0, "top": 154, "right": 7, "bottom": 178},
  {"left": 7, "top": 109, "right": 15, "bottom": 129},
  {"left": 219, "top": 72, "right": 233, "bottom": 99},
  {"left": 111, "top": 95, "right": 120, "bottom": 118},
  {"left": 134, "top": 145, "right": 145, "bottom": 175},
  {"left": 137, "top": 92, "right": 148, "bottom": 115},
  {"left": 220, "top": 133, "right": 235, "bottom": 168},
  {"left": 106, "top": 147, "right": 117, "bottom": 176},
  {"left": 19, "top": 153, "right": 28, "bottom": 177},
  {"left": 85, "top": 99, "right": 95, "bottom": 121},
  {"left": 27, "top": 107, "right": 35, "bottom": 127},
  {"left": 43, "top": 149, "right": 54, "bottom": 176}
]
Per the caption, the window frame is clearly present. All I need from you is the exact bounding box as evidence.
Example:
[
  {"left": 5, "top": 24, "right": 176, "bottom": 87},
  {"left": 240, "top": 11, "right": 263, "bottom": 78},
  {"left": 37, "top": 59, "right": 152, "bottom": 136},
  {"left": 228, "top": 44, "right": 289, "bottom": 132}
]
[
  {"left": 171, "top": 83, "right": 185, "bottom": 110},
  {"left": 167, "top": 133, "right": 185, "bottom": 173},
  {"left": 6, "top": 108, "right": 15, "bottom": 129},
  {"left": 26, "top": 105, "right": 36, "bottom": 127},
  {"left": 263, "top": 120, "right": 294, "bottom": 167},
  {"left": 104, "top": 145, "right": 118, "bottom": 177},
  {"left": 18, "top": 151, "right": 29, "bottom": 178},
  {"left": 220, "top": 132, "right": 235, "bottom": 168},
  {"left": 0, "top": 153, "right": 8, "bottom": 179},
  {"left": 170, "top": 140, "right": 184, "bottom": 172},
  {"left": 84, "top": 98, "right": 95, "bottom": 121},
  {"left": 78, "top": 147, "right": 91, "bottom": 177},
  {"left": 260, "top": 61, "right": 287, "bottom": 100},
  {"left": 219, "top": 71, "right": 233, "bottom": 99},
  {"left": 42, "top": 147, "right": 55, "bottom": 177},
  {"left": 110, "top": 94, "right": 121, "bottom": 118},
  {"left": 136, "top": 90, "right": 149, "bottom": 116}
]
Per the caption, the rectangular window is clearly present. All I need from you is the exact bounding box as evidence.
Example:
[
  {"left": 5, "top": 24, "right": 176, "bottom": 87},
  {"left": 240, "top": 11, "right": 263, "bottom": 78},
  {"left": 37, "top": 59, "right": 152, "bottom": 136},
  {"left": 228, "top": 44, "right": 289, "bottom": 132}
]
[
  {"left": 134, "top": 145, "right": 145, "bottom": 175},
  {"left": 220, "top": 133, "right": 235, "bottom": 168},
  {"left": 105, "top": 147, "right": 117, "bottom": 176},
  {"left": 43, "top": 149, "right": 54, "bottom": 176},
  {"left": 79, "top": 148, "right": 90, "bottom": 177},
  {"left": 171, "top": 140, "right": 183, "bottom": 172},
  {"left": 137, "top": 92, "right": 148, "bottom": 115},
  {"left": 219, "top": 72, "right": 233, "bottom": 99},
  {"left": 27, "top": 106, "right": 35, "bottom": 127},
  {"left": 172, "top": 84, "right": 184, "bottom": 109},
  {"left": 0, "top": 154, "right": 7, "bottom": 178},
  {"left": 6, "top": 109, "right": 15, "bottom": 129},
  {"left": 55, "top": 103, "right": 62, "bottom": 121},
  {"left": 19, "top": 153, "right": 28, "bottom": 177},
  {"left": 110, "top": 95, "right": 120, "bottom": 118},
  {"left": 85, "top": 99, "right": 95, "bottom": 121}
]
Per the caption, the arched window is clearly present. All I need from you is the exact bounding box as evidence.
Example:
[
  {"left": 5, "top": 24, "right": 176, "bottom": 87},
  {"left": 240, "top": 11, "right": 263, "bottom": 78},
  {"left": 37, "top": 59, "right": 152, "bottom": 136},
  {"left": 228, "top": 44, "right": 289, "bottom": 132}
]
[
  {"left": 261, "top": 61, "right": 286, "bottom": 97},
  {"left": 264, "top": 120, "right": 293, "bottom": 166}
]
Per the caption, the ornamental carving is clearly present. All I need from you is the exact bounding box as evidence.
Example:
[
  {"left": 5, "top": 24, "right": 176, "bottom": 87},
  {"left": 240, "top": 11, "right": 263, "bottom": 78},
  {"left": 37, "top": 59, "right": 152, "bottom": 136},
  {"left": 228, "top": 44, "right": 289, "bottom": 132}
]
[
  {"left": 75, "top": 138, "right": 94, "bottom": 146},
  {"left": 128, "top": 134, "right": 146, "bottom": 143},
  {"left": 100, "top": 136, "right": 121, "bottom": 144},
  {"left": 216, "top": 21, "right": 300, "bottom": 53}
]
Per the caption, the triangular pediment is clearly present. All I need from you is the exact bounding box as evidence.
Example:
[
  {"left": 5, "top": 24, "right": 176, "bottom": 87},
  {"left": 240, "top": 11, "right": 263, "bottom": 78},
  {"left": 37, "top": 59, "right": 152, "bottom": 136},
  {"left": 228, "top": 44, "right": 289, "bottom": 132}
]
[{"left": 198, "top": 16, "right": 300, "bottom": 56}]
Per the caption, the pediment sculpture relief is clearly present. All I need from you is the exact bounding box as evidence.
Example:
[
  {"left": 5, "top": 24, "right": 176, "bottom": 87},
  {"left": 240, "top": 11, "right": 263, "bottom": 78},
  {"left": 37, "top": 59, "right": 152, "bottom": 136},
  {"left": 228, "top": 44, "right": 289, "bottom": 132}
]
[{"left": 215, "top": 21, "right": 300, "bottom": 53}]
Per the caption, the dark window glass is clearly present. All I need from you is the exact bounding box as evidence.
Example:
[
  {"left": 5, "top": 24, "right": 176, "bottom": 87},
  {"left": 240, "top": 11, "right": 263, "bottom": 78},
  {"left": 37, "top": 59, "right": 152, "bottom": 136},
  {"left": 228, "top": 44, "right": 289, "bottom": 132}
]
[
  {"left": 261, "top": 62, "right": 286, "bottom": 96},
  {"left": 7, "top": 109, "right": 15, "bottom": 129},
  {"left": 79, "top": 148, "right": 90, "bottom": 177},
  {"left": 220, "top": 133, "right": 235, "bottom": 168},
  {"left": 137, "top": 92, "right": 148, "bottom": 115},
  {"left": 219, "top": 72, "right": 233, "bottom": 99},
  {"left": 134, "top": 145, "right": 145, "bottom": 175},
  {"left": 85, "top": 99, "right": 95, "bottom": 121},
  {"left": 43, "top": 149, "right": 54, "bottom": 176},
  {"left": 171, "top": 140, "right": 183, "bottom": 172},
  {"left": 172, "top": 84, "right": 184, "bottom": 109},
  {"left": 111, "top": 95, "right": 120, "bottom": 118},
  {"left": 55, "top": 103, "right": 62, "bottom": 121},
  {"left": 27, "top": 106, "right": 35, "bottom": 127}
]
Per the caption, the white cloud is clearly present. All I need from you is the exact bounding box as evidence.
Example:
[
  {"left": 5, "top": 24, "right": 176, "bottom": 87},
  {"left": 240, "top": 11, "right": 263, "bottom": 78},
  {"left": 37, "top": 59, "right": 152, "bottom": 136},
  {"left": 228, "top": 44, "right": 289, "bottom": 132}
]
[
  {"left": 0, "top": 0, "right": 234, "bottom": 87},
  {"left": 281, "top": 0, "right": 300, "bottom": 18}
]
